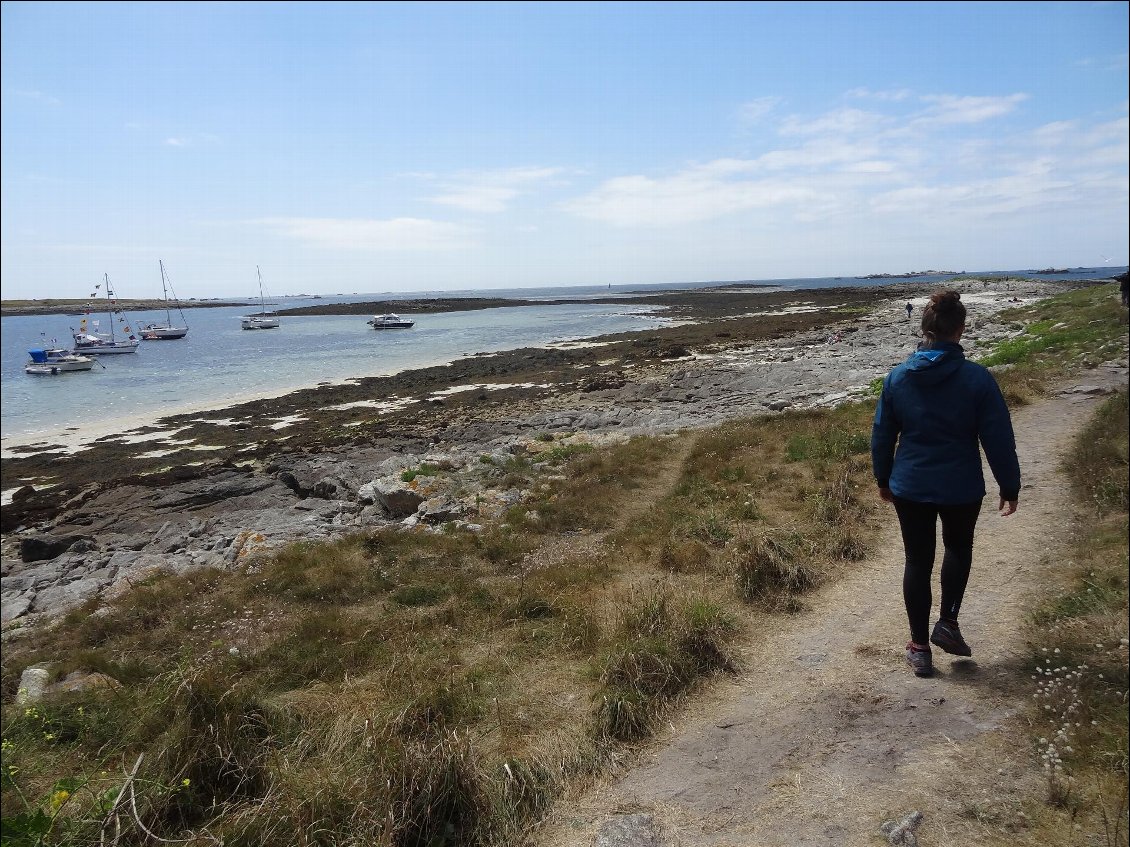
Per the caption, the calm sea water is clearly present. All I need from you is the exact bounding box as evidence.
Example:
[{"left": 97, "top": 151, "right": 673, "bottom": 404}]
[{"left": 2, "top": 267, "right": 1122, "bottom": 450}]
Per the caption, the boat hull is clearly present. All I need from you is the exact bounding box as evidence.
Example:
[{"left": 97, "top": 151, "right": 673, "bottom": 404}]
[
  {"left": 241, "top": 317, "right": 280, "bottom": 330},
  {"left": 25, "top": 350, "right": 96, "bottom": 374},
  {"left": 367, "top": 314, "right": 414, "bottom": 329},
  {"left": 141, "top": 325, "right": 188, "bottom": 339},
  {"left": 73, "top": 340, "right": 140, "bottom": 354}
]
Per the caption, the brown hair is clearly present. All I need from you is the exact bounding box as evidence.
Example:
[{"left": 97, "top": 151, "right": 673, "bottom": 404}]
[{"left": 920, "top": 289, "right": 966, "bottom": 343}]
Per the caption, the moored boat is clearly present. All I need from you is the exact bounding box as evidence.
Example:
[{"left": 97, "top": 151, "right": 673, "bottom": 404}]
[
  {"left": 140, "top": 259, "right": 189, "bottom": 339},
  {"left": 241, "top": 266, "right": 280, "bottom": 330},
  {"left": 25, "top": 348, "right": 96, "bottom": 375},
  {"left": 367, "top": 313, "right": 415, "bottom": 329},
  {"left": 72, "top": 274, "right": 141, "bottom": 354}
]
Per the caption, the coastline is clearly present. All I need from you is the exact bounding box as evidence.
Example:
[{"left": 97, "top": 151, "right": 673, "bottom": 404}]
[
  {"left": 0, "top": 278, "right": 1092, "bottom": 490},
  {"left": 0, "top": 277, "right": 1114, "bottom": 628}
]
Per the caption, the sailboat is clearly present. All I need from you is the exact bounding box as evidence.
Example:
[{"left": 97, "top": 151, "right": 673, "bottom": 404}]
[
  {"left": 241, "top": 266, "right": 280, "bottom": 330},
  {"left": 72, "top": 274, "right": 141, "bottom": 354},
  {"left": 140, "top": 260, "right": 189, "bottom": 339}
]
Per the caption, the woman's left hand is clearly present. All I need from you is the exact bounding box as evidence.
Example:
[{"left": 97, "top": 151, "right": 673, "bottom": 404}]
[{"left": 999, "top": 498, "right": 1018, "bottom": 516}]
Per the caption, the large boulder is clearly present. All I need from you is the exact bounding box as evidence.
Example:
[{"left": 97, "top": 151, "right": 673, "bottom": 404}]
[
  {"left": 19, "top": 535, "right": 91, "bottom": 563},
  {"left": 363, "top": 476, "right": 425, "bottom": 518}
]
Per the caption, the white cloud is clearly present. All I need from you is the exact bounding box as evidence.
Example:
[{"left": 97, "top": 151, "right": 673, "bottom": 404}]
[
  {"left": 754, "top": 138, "right": 889, "bottom": 172},
  {"left": 736, "top": 96, "right": 782, "bottom": 124},
  {"left": 427, "top": 166, "right": 567, "bottom": 212},
  {"left": 254, "top": 217, "right": 475, "bottom": 250},
  {"left": 10, "top": 88, "right": 60, "bottom": 106},
  {"left": 780, "top": 108, "right": 891, "bottom": 137},
  {"left": 561, "top": 160, "right": 820, "bottom": 226},
  {"left": 162, "top": 133, "right": 220, "bottom": 148},
  {"left": 913, "top": 93, "right": 1028, "bottom": 127},
  {"left": 845, "top": 87, "right": 913, "bottom": 102}
]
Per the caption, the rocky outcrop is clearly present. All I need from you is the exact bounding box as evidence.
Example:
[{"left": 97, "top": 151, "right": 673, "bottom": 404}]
[{"left": 3, "top": 279, "right": 1107, "bottom": 632}]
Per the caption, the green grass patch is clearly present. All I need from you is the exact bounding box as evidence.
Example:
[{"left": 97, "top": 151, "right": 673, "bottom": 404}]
[{"left": 1021, "top": 388, "right": 1129, "bottom": 838}]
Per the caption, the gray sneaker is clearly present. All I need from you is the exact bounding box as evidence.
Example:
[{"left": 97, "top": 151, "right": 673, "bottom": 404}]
[
  {"left": 930, "top": 619, "right": 972, "bottom": 657},
  {"left": 906, "top": 643, "right": 934, "bottom": 677}
]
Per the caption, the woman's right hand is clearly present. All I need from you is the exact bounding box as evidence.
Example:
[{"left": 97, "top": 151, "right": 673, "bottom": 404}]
[{"left": 999, "top": 498, "right": 1018, "bottom": 516}]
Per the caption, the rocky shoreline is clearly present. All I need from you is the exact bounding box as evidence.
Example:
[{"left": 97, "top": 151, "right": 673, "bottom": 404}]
[{"left": 0, "top": 278, "right": 1110, "bottom": 631}]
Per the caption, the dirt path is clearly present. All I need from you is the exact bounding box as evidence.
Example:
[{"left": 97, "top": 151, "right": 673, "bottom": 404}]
[{"left": 533, "top": 364, "right": 1127, "bottom": 847}]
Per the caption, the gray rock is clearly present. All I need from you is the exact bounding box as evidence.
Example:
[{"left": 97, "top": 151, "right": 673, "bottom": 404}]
[
  {"left": 594, "top": 813, "right": 660, "bottom": 847},
  {"left": 2, "top": 573, "right": 34, "bottom": 593},
  {"left": 149, "top": 471, "right": 276, "bottom": 511},
  {"left": 31, "top": 578, "right": 105, "bottom": 614},
  {"left": 2, "top": 596, "right": 32, "bottom": 625},
  {"left": 372, "top": 477, "right": 425, "bottom": 517},
  {"left": 16, "top": 665, "right": 53, "bottom": 704},
  {"left": 19, "top": 534, "right": 91, "bottom": 562},
  {"left": 51, "top": 670, "right": 122, "bottom": 696},
  {"left": 418, "top": 497, "right": 463, "bottom": 524}
]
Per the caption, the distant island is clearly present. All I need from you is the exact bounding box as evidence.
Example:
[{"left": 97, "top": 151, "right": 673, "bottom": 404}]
[{"left": 855, "top": 270, "right": 963, "bottom": 279}]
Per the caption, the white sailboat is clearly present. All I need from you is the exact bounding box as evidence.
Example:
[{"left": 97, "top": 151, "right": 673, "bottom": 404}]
[
  {"left": 241, "top": 266, "right": 280, "bottom": 330},
  {"left": 72, "top": 274, "right": 141, "bottom": 354},
  {"left": 140, "top": 260, "right": 189, "bottom": 339}
]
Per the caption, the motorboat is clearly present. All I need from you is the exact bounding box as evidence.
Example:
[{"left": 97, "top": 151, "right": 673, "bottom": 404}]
[
  {"left": 241, "top": 315, "right": 280, "bottom": 330},
  {"left": 367, "top": 313, "right": 415, "bottom": 329},
  {"left": 25, "top": 348, "right": 96, "bottom": 375}
]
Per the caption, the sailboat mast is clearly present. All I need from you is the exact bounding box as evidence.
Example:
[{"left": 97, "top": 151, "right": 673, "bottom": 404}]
[
  {"left": 160, "top": 260, "right": 172, "bottom": 325},
  {"left": 104, "top": 273, "right": 116, "bottom": 343}
]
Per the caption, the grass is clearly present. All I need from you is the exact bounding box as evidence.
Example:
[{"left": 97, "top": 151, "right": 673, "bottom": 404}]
[
  {"left": 2, "top": 281, "right": 1125, "bottom": 846},
  {"left": 1018, "top": 387, "right": 1129, "bottom": 846}
]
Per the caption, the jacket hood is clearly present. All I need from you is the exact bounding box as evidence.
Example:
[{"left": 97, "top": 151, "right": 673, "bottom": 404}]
[{"left": 904, "top": 341, "right": 966, "bottom": 386}]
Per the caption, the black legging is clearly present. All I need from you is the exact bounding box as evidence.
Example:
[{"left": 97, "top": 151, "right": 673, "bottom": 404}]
[{"left": 892, "top": 496, "right": 983, "bottom": 645}]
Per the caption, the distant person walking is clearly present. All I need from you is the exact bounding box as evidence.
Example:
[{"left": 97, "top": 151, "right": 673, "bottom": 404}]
[
  {"left": 905, "top": 302, "right": 913, "bottom": 320},
  {"left": 871, "top": 290, "right": 1021, "bottom": 678},
  {"left": 1118, "top": 272, "right": 1129, "bottom": 307}
]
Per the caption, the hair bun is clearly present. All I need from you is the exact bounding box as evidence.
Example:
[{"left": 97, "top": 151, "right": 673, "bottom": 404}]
[
  {"left": 929, "top": 290, "right": 962, "bottom": 311},
  {"left": 921, "top": 289, "right": 966, "bottom": 341}
]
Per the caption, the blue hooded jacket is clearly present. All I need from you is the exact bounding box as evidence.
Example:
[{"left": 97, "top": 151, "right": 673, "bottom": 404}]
[{"left": 871, "top": 341, "right": 1020, "bottom": 504}]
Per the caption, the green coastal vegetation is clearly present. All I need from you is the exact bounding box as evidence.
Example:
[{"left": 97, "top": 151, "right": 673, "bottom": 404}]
[{"left": 2, "top": 284, "right": 1126, "bottom": 846}]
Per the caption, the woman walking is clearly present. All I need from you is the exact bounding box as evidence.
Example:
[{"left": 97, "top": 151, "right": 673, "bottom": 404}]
[{"left": 871, "top": 290, "right": 1021, "bottom": 677}]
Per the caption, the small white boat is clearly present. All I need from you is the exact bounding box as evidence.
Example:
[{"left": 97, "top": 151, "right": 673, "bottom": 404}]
[
  {"left": 72, "top": 333, "right": 140, "bottom": 354},
  {"left": 241, "top": 315, "right": 280, "bottom": 330},
  {"left": 25, "top": 348, "right": 96, "bottom": 375},
  {"left": 367, "top": 313, "right": 415, "bottom": 329},
  {"left": 72, "top": 274, "right": 141, "bottom": 354},
  {"left": 140, "top": 259, "right": 189, "bottom": 340},
  {"left": 241, "top": 266, "right": 280, "bottom": 330}
]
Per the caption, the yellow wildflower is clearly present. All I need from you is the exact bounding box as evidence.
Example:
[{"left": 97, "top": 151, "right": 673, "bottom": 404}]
[{"left": 50, "top": 789, "right": 70, "bottom": 811}]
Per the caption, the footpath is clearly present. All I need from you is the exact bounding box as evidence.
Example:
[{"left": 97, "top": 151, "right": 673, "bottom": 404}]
[{"left": 532, "top": 359, "right": 1128, "bottom": 847}]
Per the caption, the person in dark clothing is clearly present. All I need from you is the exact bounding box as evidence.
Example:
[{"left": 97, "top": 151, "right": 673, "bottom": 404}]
[
  {"left": 871, "top": 289, "right": 1021, "bottom": 677},
  {"left": 905, "top": 302, "right": 913, "bottom": 320},
  {"left": 1117, "top": 272, "right": 1129, "bottom": 307}
]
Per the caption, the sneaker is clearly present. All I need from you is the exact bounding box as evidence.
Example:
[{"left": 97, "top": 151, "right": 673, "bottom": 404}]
[
  {"left": 906, "top": 642, "right": 934, "bottom": 677},
  {"left": 930, "top": 619, "right": 972, "bottom": 657}
]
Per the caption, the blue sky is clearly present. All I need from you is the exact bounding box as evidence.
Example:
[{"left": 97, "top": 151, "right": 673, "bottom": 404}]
[{"left": 2, "top": 1, "right": 1127, "bottom": 300}]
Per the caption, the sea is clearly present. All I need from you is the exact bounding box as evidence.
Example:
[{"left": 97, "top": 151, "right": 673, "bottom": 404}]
[{"left": 2, "top": 267, "right": 1123, "bottom": 455}]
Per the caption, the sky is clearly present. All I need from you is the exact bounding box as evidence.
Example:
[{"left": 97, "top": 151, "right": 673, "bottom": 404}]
[{"left": 1, "top": 1, "right": 1127, "bottom": 300}]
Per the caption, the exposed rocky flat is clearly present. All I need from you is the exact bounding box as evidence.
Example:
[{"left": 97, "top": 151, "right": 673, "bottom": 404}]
[{"left": 1, "top": 277, "right": 1110, "bottom": 630}]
